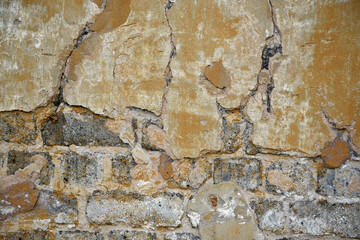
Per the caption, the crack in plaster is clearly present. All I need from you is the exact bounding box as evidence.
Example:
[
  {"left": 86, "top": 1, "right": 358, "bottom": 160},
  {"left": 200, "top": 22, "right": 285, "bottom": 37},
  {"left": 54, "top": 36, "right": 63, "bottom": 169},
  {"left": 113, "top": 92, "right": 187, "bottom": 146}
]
[{"left": 160, "top": 0, "right": 177, "bottom": 119}]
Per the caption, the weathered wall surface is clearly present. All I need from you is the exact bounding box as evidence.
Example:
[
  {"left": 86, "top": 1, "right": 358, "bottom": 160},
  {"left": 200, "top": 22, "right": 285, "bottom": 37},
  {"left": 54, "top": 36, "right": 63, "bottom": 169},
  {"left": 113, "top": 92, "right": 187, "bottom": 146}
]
[{"left": 0, "top": 0, "right": 359, "bottom": 239}]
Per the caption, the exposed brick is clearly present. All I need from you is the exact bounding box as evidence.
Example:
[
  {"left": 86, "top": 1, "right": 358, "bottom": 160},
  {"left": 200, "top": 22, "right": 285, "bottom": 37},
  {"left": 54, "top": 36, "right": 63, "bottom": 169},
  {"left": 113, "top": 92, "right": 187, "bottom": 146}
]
[
  {"left": 0, "top": 112, "right": 37, "bottom": 144},
  {"left": 86, "top": 190, "right": 184, "bottom": 227},
  {"left": 289, "top": 201, "right": 360, "bottom": 237},
  {"left": 55, "top": 230, "right": 103, "bottom": 240},
  {"left": 165, "top": 233, "right": 200, "bottom": 240},
  {"left": 250, "top": 199, "right": 286, "bottom": 233},
  {"left": 41, "top": 108, "right": 126, "bottom": 146},
  {"left": 34, "top": 190, "right": 78, "bottom": 224},
  {"left": 317, "top": 165, "right": 360, "bottom": 197},
  {"left": 266, "top": 162, "right": 314, "bottom": 195},
  {"left": 112, "top": 154, "right": 136, "bottom": 185},
  {"left": 321, "top": 137, "right": 351, "bottom": 168},
  {"left": 171, "top": 157, "right": 212, "bottom": 189},
  {"left": 7, "top": 150, "right": 54, "bottom": 185},
  {"left": 0, "top": 231, "right": 49, "bottom": 240},
  {"left": 221, "top": 109, "right": 245, "bottom": 153},
  {"left": 108, "top": 230, "right": 157, "bottom": 240},
  {"left": 62, "top": 152, "right": 103, "bottom": 186},
  {"left": 213, "top": 158, "right": 261, "bottom": 191},
  {"left": 0, "top": 180, "right": 39, "bottom": 221}
]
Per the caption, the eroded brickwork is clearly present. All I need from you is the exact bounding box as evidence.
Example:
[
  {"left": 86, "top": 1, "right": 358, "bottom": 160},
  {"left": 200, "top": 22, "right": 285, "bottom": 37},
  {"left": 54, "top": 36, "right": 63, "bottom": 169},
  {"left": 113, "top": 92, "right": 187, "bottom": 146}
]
[{"left": 0, "top": 0, "right": 359, "bottom": 239}]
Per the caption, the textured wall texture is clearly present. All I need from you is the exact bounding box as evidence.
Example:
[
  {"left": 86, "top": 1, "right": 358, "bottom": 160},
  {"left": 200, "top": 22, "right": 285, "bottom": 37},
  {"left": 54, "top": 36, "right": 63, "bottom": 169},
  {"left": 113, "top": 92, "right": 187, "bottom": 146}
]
[{"left": 0, "top": 0, "right": 359, "bottom": 239}]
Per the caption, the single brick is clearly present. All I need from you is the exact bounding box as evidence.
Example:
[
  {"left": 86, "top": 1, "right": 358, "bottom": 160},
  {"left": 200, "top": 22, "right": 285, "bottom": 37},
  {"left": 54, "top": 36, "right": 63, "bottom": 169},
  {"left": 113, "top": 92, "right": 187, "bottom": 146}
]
[
  {"left": 112, "top": 154, "right": 136, "bottom": 185},
  {"left": 213, "top": 158, "right": 262, "bottom": 191},
  {"left": 34, "top": 190, "right": 78, "bottom": 224},
  {"left": 289, "top": 201, "right": 360, "bottom": 238},
  {"left": 41, "top": 108, "right": 126, "bottom": 146},
  {"left": 266, "top": 161, "right": 314, "bottom": 195},
  {"left": 0, "top": 112, "right": 37, "bottom": 144},
  {"left": 62, "top": 152, "right": 103, "bottom": 186},
  {"left": 109, "top": 230, "right": 157, "bottom": 240},
  {"left": 165, "top": 233, "right": 200, "bottom": 240},
  {"left": 317, "top": 165, "right": 360, "bottom": 197},
  {"left": 86, "top": 190, "right": 184, "bottom": 227},
  {"left": 7, "top": 150, "right": 54, "bottom": 185},
  {"left": 55, "top": 230, "right": 103, "bottom": 240},
  {"left": 0, "top": 231, "right": 49, "bottom": 240},
  {"left": 250, "top": 198, "right": 286, "bottom": 233}
]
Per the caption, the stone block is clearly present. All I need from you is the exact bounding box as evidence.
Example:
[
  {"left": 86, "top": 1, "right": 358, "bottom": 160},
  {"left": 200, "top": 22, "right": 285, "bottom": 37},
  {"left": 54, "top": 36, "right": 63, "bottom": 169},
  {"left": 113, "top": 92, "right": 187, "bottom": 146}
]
[
  {"left": 266, "top": 161, "right": 314, "bottom": 195},
  {"left": 7, "top": 150, "right": 54, "bottom": 185},
  {"left": 317, "top": 165, "right": 360, "bottom": 197},
  {"left": 41, "top": 107, "right": 126, "bottom": 146},
  {"left": 213, "top": 158, "right": 262, "bottom": 191},
  {"left": 164, "top": 233, "right": 200, "bottom": 240},
  {"left": 0, "top": 180, "right": 39, "bottom": 221},
  {"left": 172, "top": 158, "right": 212, "bottom": 189},
  {"left": 250, "top": 199, "right": 286, "bottom": 233},
  {"left": 112, "top": 154, "right": 136, "bottom": 185},
  {"left": 33, "top": 190, "right": 78, "bottom": 224},
  {"left": 187, "top": 182, "right": 259, "bottom": 239},
  {"left": 86, "top": 190, "right": 184, "bottom": 227},
  {"left": 55, "top": 231, "right": 103, "bottom": 240},
  {"left": 108, "top": 230, "right": 157, "bottom": 240},
  {"left": 62, "top": 152, "right": 103, "bottom": 186},
  {"left": 289, "top": 201, "right": 360, "bottom": 238},
  {"left": 0, "top": 112, "right": 37, "bottom": 144}
]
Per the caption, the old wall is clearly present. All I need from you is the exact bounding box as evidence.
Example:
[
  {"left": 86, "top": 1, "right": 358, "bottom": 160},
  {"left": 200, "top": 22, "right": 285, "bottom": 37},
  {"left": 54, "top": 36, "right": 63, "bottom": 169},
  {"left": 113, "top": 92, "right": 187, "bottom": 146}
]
[{"left": 0, "top": 0, "right": 359, "bottom": 239}]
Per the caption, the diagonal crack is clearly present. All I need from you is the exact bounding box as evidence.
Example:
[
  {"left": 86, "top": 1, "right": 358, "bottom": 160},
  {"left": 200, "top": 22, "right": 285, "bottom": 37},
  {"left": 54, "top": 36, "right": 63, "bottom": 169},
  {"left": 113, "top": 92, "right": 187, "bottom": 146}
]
[{"left": 52, "top": 22, "right": 94, "bottom": 109}]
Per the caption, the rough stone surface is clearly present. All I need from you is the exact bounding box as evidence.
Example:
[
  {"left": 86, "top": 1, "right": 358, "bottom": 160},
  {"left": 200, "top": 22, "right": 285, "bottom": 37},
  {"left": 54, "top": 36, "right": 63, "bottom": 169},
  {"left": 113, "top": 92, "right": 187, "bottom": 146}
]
[
  {"left": 142, "top": 124, "right": 175, "bottom": 159},
  {"left": 321, "top": 137, "right": 351, "bottom": 168},
  {"left": 108, "top": 230, "right": 157, "bottom": 240},
  {"left": 33, "top": 190, "right": 78, "bottom": 224},
  {"left": 158, "top": 154, "right": 173, "bottom": 181},
  {"left": 0, "top": 112, "right": 37, "bottom": 144},
  {"left": 130, "top": 150, "right": 167, "bottom": 195},
  {"left": 250, "top": 199, "right": 286, "bottom": 233},
  {"left": 0, "top": 154, "right": 47, "bottom": 221},
  {"left": 171, "top": 158, "right": 212, "bottom": 189},
  {"left": 7, "top": 150, "right": 54, "bottom": 185},
  {"left": 317, "top": 165, "right": 360, "bottom": 197},
  {"left": 213, "top": 158, "right": 262, "bottom": 191},
  {"left": 112, "top": 154, "right": 136, "bottom": 185},
  {"left": 0, "top": 231, "right": 49, "bottom": 240},
  {"left": 266, "top": 162, "right": 314, "bottom": 194},
  {"left": 0, "top": 0, "right": 99, "bottom": 111},
  {"left": 55, "top": 231, "right": 103, "bottom": 240},
  {"left": 86, "top": 190, "right": 184, "bottom": 228},
  {"left": 0, "top": 180, "right": 39, "bottom": 221},
  {"left": 221, "top": 109, "right": 246, "bottom": 153},
  {"left": 188, "top": 182, "right": 260, "bottom": 240},
  {"left": 289, "top": 201, "right": 360, "bottom": 238},
  {"left": 64, "top": 1, "right": 171, "bottom": 116},
  {"left": 62, "top": 152, "right": 103, "bottom": 186},
  {"left": 41, "top": 107, "right": 126, "bottom": 146},
  {"left": 165, "top": 233, "right": 200, "bottom": 240},
  {"left": 0, "top": 0, "right": 359, "bottom": 238},
  {"left": 251, "top": 0, "right": 360, "bottom": 155}
]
